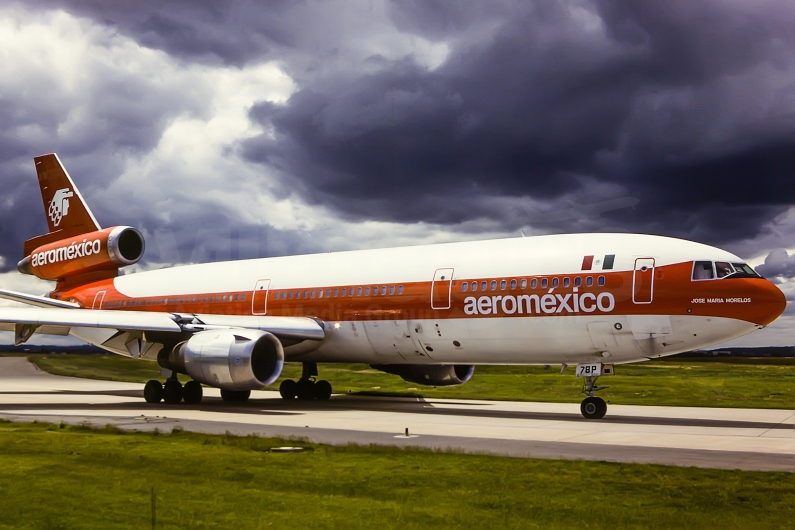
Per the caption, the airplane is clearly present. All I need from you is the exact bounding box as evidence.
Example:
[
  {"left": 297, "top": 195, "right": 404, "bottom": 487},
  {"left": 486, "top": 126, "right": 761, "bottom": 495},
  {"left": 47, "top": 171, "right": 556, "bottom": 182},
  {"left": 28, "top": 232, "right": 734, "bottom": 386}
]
[{"left": 0, "top": 153, "right": 786, "bottom": 419}]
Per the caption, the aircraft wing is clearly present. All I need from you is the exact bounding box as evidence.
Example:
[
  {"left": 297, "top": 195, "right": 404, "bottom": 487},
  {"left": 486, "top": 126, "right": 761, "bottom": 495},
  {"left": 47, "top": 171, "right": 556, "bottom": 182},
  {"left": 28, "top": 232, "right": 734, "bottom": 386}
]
[{"left": 0, "top": 307, "right": 326, "bottom": 346}]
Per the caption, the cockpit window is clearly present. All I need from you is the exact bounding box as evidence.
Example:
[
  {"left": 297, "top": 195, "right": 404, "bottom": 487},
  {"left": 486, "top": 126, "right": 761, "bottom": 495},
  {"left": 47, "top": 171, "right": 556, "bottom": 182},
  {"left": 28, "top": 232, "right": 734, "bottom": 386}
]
[
  {"left": 715, "top": 262, "right": 734, "bottom": 278},
  {"left": 730, "top": 263, "right": 761, "bottom": 278},
  {"left": 692, "top": 261, "right": 714, "bottom": 280},
  {"left": 692, "top": 260, "right": 761, "bottom": 280}
]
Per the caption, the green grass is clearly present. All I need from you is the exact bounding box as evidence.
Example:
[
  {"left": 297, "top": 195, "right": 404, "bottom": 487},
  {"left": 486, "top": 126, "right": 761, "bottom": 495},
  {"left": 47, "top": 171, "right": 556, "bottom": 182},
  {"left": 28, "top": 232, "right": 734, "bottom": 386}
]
[
  {"left": 29, "top": 353, "right": 795, "bottom": 409},
  {"left": 0, "top": 420, "right": 792, "bottom": 529}
]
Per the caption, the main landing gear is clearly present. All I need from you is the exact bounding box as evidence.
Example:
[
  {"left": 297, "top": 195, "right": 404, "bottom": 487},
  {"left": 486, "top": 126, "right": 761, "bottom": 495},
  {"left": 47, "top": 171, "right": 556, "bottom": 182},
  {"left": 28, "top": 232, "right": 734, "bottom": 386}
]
[
  {"left": 279, "top": 362, "right": 332, "bottom": 401},
  {"left": 144, "top": 375, "right": 204, "bottom": 405}
]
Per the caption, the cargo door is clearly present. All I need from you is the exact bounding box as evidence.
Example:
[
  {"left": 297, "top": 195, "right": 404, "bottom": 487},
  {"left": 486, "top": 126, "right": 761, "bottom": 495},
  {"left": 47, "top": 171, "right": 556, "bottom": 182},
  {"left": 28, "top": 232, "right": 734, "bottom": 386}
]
[
  {"left": 633, "top": 258, "right": 655, "bottom": 304},
  {"left": 431, "top": 268, "right": 454, "bottom": 310},
  {"left": 252, "top": 279, "right": 271, "bottom": 315}
]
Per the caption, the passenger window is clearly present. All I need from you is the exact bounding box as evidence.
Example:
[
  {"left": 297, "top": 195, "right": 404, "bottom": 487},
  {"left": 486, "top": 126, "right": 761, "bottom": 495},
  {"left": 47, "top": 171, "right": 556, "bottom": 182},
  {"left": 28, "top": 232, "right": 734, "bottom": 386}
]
[
  {"left": 241, "top": 294, "right": 246, "bottom": 301},
  {"left": 381, "top": 286, "right": 386, "bottom": 295},
  {"left": 530, "top": 279, "right": 537, "bottom": 289},
  {"left": 221, "top": 295, "right": 227, "bottom": 302},
  {"left": 234, "top": 294, "right": 239, "bottom": 301},
  {"left": 462, "top": 282, "right": 468, "bottom": 292},
  {"left": 471, "top": 281, "right": 478, "bottom": 292},
  {"left": 500, "top": 280, "right": 507, "bottom": 290},
  {"left": 598, "top": 276, "right": 605, "bottom": 286},
  {"left": 552, "top": 278, "right": 559, "bottom": 288},
  {"left": 364, "top": 287, "right": 370, "bottom": 296},
  {"left": 586, "top": 277, "right": 593, "bottom": 287},
  {"left": 541, "top": 278, "right": 548, "bottom": 288},
  {"left": 311, "top": 290, "right": 316, "bottom": 298},
  {"left": 398, "top": 286, "right": 404, "bottom": 294},
  {"left": 490, "top": 280, "right": 497, "bottom": 290},
  {"left": 574, "top": 277, "right": 581, "bottom": 287},
  {"left": 334, "top": 288, "right": 339, "bottom": 296},
  {"left": 389, "top": 285, "right": 395, "bottom": 295},
  {"left": 520, "top": 279, "right": 527, "bottom": 289},
  {"left": 715, "top": 262, "right": 734, "bottom": 279},
  {"left": 274, "top": 292, "right": 280, "bottom": 300},
  {"left": 692, "top": 261, "right": 714, "bottom": 280},
  {"left": 357, "top": 287, "right": 363, "bottom": 296},
  {"left": 296, "top": 291, "right": 301, "bottom": 299},
  {"left": 304, "top": 290, "right": 309, "bottom": 298},
  {"left": 510, "top": 279, "right": 516, "bottom": 289},
  {"left": 563, "top": 277, "right": 570, "bottom": 287},
  {"left": 481, "top": 281, "right": 487, "bottom": 291}
]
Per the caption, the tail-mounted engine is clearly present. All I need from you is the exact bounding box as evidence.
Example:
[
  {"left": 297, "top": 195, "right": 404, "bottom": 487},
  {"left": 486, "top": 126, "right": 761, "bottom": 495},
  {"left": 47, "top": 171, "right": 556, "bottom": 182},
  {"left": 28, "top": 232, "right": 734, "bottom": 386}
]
[
  {"left": 160, "top": 329, "right": 285, "bottom": 391},
  {"left": 371, "top": 364, "right": 475, "bottom": 386},
  {"left": 18, "top": 226, "right": 144, "bottom": 281}
]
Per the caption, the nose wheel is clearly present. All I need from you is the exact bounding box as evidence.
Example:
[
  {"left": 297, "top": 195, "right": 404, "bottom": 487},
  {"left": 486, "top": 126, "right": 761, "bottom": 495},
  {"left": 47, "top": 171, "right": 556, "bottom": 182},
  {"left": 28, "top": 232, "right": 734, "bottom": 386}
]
[{"left": 580, "top": 375, "right": 607, "bottom": 419}]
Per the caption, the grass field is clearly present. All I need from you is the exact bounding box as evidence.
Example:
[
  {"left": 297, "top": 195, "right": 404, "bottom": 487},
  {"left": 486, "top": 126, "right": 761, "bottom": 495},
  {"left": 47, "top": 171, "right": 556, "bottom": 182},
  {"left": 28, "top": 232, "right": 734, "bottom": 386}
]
[
  {"left": 0, "top": 420, "right": 792, "bottom": 529},
  {"left": 29, "top": 353, "right": 795, "bottom": 409}
]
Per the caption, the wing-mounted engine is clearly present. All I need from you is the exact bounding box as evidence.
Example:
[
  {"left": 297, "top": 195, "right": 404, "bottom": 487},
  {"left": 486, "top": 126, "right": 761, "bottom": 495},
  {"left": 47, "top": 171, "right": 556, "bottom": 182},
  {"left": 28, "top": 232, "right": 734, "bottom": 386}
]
[
  {"left": 371, "top": 364, "right": 475, "bottom": 386},
  {"left": 159, "top": 329, "right": 284, "bottom": 391},
  {"left": 18, "top": 226, "right": 144, "bottom": 282}
]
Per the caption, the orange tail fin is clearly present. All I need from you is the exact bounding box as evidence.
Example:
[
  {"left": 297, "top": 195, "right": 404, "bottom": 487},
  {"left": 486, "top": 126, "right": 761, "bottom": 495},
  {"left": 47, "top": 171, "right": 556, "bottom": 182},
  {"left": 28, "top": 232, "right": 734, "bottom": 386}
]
[{"left": 23, "top": 154, "right": 101, "bottom": 256}]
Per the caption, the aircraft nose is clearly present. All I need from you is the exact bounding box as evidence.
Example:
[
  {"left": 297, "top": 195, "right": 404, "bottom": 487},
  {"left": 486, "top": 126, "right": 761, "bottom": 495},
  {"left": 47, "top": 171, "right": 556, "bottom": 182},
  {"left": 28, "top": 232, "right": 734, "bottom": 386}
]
[{"left": 752, "top": 279, "right": 787, "bottom": 326}]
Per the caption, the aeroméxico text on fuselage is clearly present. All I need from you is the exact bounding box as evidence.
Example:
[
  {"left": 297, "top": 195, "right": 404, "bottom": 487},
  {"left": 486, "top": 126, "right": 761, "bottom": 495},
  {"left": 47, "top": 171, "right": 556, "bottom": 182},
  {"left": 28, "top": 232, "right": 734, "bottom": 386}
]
[{"left": 0, "top": 154, "right": 786, "bottom": 419}]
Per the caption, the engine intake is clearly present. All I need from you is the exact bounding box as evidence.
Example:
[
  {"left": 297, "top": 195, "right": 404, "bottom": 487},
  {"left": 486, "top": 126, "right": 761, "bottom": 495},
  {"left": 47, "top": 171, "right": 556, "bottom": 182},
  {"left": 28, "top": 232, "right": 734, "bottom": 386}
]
[
  {"left": 371, "top": 364, "right": 475, "bottom": 386},
  {"left": 162, "top": 329, "right": 284, "bottom": 391}
]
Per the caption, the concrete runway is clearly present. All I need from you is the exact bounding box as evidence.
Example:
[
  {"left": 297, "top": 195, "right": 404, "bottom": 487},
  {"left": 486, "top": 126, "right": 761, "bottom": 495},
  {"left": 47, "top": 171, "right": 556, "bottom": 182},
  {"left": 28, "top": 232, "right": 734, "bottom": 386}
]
[{"left": 0, "top": 357, "right": 792, "bottom": 472}]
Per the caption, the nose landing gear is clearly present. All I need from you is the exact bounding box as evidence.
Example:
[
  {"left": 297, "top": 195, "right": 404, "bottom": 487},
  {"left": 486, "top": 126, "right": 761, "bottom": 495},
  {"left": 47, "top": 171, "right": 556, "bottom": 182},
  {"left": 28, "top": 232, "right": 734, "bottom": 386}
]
[
  {"left": 279, "top": 362, "right": 333, "bottom": 401},
  {"left": 580, "top": 375, "right": 607, "bottom": 419}
]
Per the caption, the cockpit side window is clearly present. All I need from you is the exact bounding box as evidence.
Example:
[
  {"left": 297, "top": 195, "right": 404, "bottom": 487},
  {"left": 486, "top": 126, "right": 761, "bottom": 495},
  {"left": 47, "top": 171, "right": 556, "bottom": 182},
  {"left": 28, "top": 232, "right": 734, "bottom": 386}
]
[
  {"left": 692, "top": 261, "right": 714, "bottom": 280},
  {"left": 715, "top": 262, "right": 734, "bottom": 278}
]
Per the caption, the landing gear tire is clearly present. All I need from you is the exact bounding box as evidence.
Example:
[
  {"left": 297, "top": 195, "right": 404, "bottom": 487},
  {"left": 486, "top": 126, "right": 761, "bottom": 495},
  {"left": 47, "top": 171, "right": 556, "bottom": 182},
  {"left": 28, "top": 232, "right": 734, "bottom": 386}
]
[
  {"left": 580, "top": 397, "right": 607, "bottom": 419},
  {"left": 144, "top": 380, "right": 163, "bottom": 403},
  {"left": 296, "top": 379, "right": 315, "bottom": 400},
  {"left": 313, "top": 380, "right": 332, "bottom": 401},
  {"left": 220, "top": 389, "right": 251, "bottom": 402},
  {"left": 183, "top": 380, "right": 203, "bottom": 404},
  {"left": 279, "top": 379, "right": 298, "bottom": 399},
  {"left": 163, "top": 379, "right": 183, "bottom": 404}
]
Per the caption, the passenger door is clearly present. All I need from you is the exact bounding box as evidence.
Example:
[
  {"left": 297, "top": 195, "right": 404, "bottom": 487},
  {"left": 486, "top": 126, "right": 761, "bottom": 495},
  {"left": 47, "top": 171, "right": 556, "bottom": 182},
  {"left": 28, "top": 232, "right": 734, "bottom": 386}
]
[
  {"left": 431, "top": 268, "right": 454, "bottom": 310},
  {"left": 252, "top": 279, "right": 271, "bottom": 315},
  {"left": 633, "top": 258, "right": 655, "bottom": 304}
]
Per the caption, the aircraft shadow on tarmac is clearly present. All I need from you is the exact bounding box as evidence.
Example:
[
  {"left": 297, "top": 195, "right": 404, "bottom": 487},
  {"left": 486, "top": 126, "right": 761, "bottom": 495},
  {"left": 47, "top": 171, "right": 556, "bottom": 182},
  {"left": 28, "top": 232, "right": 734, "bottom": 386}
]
[{"left": 0, "top": 389, "right": 791, "bottom": 430}]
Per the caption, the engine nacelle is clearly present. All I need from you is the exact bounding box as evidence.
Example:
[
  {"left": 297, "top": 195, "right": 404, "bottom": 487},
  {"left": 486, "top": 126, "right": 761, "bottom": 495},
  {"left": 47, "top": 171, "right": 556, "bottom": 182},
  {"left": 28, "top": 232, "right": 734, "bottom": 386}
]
[
  {"left": 18, "top": 226, "right": 144, "bottom": 281},
  {"left": 162, "top": 329, "right": 284, "bottom": 391},
  {"left": 371, "top": 364, "right": 475, "bottom": 386}
]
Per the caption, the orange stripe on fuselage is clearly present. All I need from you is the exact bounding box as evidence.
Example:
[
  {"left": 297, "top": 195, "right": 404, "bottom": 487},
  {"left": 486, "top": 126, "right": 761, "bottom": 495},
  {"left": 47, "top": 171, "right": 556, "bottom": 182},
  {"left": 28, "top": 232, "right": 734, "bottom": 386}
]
[{"left": 52, "top": 261, "right": 784, "bottom": 326}]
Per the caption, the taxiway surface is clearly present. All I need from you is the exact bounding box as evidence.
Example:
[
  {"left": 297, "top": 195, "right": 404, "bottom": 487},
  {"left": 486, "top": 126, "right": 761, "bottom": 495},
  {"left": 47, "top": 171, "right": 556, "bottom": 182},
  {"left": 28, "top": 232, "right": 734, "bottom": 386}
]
[{"left": 0, "top": 357, "right": 791, "bottom": 472}]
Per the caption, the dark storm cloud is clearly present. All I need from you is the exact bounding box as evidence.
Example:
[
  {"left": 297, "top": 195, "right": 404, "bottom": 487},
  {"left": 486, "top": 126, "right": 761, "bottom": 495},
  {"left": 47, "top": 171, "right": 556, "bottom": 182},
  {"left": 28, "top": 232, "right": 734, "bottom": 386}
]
[
  {"left": 239, "top": 0, "right": 795, "bottom": 247},
  {"left": 3, "top": 0, "right": 795, "bottom": 276}
]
